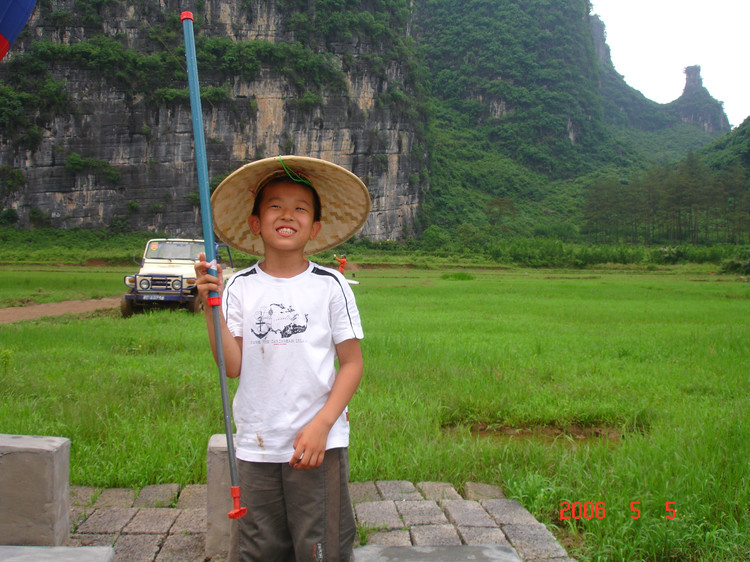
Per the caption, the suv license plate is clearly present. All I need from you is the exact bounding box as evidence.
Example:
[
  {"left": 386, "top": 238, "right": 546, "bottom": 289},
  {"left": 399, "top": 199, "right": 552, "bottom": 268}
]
[{"left": 143, "top": 295, "right": 166, "bottom": 301}]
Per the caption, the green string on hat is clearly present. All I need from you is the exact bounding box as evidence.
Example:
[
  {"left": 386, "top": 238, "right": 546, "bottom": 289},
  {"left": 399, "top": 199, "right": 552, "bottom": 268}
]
[{"left": 279, "top": 157, "right": 314, "bottom": 189}]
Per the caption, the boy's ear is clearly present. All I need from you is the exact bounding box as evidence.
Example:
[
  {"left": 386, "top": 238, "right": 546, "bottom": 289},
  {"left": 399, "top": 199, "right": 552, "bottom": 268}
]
[
  {"left": 309, "top": 220, "right": 322, "bottom": 241},
  {"left": 248, "top": 214, "right": 261, "bottom": 235}
]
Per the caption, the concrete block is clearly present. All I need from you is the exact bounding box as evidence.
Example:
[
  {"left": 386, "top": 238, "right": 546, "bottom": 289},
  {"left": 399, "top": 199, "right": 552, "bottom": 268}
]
[
  {"left": 354, "top": 545, "right": 522, "bottom": 561},
  {"left": 502, "top": 523, "right": 569, "bottom": 560},
  {"left": 75, "top": 508, "right": 137, "bottom": 534},
  {"left": 206, "top": 434, "right": 239, "bottom": 561},
  {"left": 134, "top": 484, "right": 179, "bottom": 508},
  {"left": 457, "top": 526, "right": 512, "bottom": 547},
  {"left": 364, "top": 530, "right": 411, "bottom": 546},
  {"left": 156, "top": 533, "right": 205, "bottom": 562},
  {"left": 65, "top": 533, "right": 115, "bottom": 547},
  {"left": 0, "top": 545, "right": 114, "bottom": 561},
  {"left": 170, "top": 509, "right": 206, "bottom": 535},
  {"left": 375, "top": 481, "right": 423, "bottom": 501},
  {"left": 70, "top": 487, "right": 98, "bottom": 507},
  {"left": 409, "top": 524, "right": 461, "bottom": 546},
  {"left": 0, "top": 434, "right": 70, "bottom": 546},
  {"left": 112, "top": 533, "right": 162, "bottom": 561},
  {"left": 481, "top": 498, "right": 538, "bottom": 525},
  {"left": 355, "top": 501, "right": 403, "bottom": 530},
  {"left": 441, "top": 500, "right": 496, "bottom": 528},
  {"left": 123, "top": 508, "right": 178, "bottom": 535},
  {"left": 91, "top": 489, "right": 135, "bottom": 509},
  {"left": 175, "top": 485, "right": 206, "bottom": 509},
  {"left": 349, "top": 481, "right": 381, "bottom": 503},
  {"left": 416, "top": 482, "right": 462, "bottom": 501},
  {"left": 395, "top": 501, "right": 448, "bottom": 526}
]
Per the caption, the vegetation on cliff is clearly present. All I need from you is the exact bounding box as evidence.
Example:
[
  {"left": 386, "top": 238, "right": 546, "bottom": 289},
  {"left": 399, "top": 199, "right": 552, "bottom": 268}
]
[{"left": 0, "top": 0, "right": 747, "bottom": 247}]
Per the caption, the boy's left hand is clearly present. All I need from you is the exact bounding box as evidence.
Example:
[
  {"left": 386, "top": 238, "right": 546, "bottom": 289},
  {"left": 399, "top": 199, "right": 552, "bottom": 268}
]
[{"left": 290, "top": 418, "right": 330, "bottom": 470}]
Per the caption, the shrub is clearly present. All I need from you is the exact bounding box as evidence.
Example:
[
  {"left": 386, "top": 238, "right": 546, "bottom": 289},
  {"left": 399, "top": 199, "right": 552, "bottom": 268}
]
[{"left": 0, "top": 208, "right": 19, "bottom": 225}]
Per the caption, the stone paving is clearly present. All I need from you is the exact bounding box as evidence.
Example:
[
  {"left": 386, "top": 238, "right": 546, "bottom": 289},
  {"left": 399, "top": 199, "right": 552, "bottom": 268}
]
[{"left": 65, "top": 481, "right": 573, "bottom": 561}]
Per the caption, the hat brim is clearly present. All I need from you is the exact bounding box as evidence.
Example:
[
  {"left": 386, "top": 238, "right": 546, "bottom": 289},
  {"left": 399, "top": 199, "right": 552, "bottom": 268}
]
[{"left": 211, "top": 156, "right": 371, "bottom": 256}]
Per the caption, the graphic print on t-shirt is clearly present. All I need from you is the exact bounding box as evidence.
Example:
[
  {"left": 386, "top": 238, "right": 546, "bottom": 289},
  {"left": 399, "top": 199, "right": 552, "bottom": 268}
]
[{"left": 250, "top": 303, "right": 308, "bottom": 339}]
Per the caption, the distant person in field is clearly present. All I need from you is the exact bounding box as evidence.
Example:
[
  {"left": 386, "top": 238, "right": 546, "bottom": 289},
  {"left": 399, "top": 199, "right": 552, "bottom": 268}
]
[
  {"left": 334, "top": 253, "right": 347, "bottom": 275},
  {"left": 195, "top": 156, "right": 370, "bottom": 561}
]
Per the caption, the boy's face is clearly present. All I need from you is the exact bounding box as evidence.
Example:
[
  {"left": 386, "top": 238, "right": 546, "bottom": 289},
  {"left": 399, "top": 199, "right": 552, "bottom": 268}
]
[{"left": 248, "top": 180, "right": 322, "bottom": 255}]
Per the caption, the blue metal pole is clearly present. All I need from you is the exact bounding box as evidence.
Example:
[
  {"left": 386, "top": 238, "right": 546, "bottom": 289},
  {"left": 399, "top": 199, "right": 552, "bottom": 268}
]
[{"left": 181, "top": 10, "right": 246, "bottom": 520}]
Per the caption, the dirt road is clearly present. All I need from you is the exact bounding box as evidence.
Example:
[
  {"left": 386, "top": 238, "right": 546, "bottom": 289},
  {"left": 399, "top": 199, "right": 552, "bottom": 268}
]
[{"left": 0, "top": 298, "right": 121, "bottom": 324}]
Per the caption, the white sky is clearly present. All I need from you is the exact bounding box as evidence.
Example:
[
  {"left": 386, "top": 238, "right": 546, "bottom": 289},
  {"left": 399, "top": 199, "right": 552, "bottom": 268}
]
[{"left": 590, "top": 0, "right": 750, "bottom": 128}]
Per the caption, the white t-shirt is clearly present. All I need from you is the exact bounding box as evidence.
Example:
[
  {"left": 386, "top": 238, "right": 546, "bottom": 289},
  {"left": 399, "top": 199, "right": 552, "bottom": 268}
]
[{"left": 222, "top": 260, "right": 364, "bottom": 463}]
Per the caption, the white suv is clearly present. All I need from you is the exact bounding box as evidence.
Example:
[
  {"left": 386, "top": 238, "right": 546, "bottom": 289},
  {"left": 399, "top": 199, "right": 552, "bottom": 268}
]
[{"left": 121, "top": 238, "right": 234, "bottom": 317}]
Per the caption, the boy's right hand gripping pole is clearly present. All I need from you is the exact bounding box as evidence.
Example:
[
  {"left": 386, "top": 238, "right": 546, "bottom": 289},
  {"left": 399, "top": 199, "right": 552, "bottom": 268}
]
[{"left": 181, "top": 10, "right": 246, "bottom": 520}]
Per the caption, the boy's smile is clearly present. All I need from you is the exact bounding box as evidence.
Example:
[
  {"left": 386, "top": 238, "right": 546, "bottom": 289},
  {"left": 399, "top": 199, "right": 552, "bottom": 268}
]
[{"left": 248, "top": 181, "right": 322, "bottom": 256}]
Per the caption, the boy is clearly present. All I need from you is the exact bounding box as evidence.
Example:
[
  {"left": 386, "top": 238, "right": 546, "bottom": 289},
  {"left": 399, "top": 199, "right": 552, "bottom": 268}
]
[{"left": 195, "top": 156, "right": 371, "bottom": 561}]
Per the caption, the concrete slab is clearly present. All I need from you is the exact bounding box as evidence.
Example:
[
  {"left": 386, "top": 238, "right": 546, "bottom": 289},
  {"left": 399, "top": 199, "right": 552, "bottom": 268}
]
[
  {"left": 76, "top": 508, "right": 138, "bottom": 534},
  {"left": 366, "top": 530, "right": 412, "bottom": 546},
  {"left": 0, "top": 434, "right": 70, "bottom": 546},
  {"left": 0, "top": 545, "right": 114, "bottom": 561},
  {"left": 416, "top": 482, "right": 462, "bottom": 501},
  {"left": 457, "top": 526, "right": 512, "bottom": 547},
  {"left": 481, "top": 499, "right": 538, "bottom": 525},
  {"left": 409, "top": 524, "right": 461, "bottom": 546},
  {"left": 395, "top": 500, "right": 448, "bottom": 526},
  {"left": 65, "top": 533, "right": 115, "bottom": 547},
  {"left": 354, "top": 545, "right": 522, "bottom": 561},
  {"left": 175, "top": 485, "right": 205, "bottom": 509},
  {"left": 502, "top": 523, "right": 569, "bottom": 560},
  {"left": 134, "top": 484, "right": 179, "bottom": 508},
  {"left": 376, "top": 481, "right": 423, "bottom": 501},
  {"left": 350, "top": 481, "right": 382, "bottom": 503},
  {"left": 112, "top": 533, "right": 162, "bottom": 561},
  {"left": 69, "top": 506, "right": 87, "bottom": 533},
  {"left": 91, "top": 488, "right": 136, "bottom": 509},
  {"left": 441, "top": 500, "right": 497, "bottom": 527},
  {"left": 122, "top": 508, "right": 178, "bottom": 535},
  {"left": 170, "top": 509, "right": 206, "bottom": 535},
  {"left": 355, "top": 501, "right": 403, "bottom": 530},
  {"left": 155, "top": 533, "right": 205, "bottom": 561},
  {"left": 70, "top": 486, "right": 99, "bottom": 507}
]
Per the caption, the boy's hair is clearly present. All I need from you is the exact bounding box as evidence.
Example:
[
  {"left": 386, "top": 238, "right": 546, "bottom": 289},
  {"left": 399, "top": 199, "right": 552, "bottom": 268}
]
[{"left": 251, "top": 175, "right": 322, "bottom": 222}]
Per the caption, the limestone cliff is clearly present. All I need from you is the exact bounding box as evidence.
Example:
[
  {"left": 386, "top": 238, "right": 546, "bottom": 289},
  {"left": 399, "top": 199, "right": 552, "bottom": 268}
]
[
  {"left": 669, "top": 65, "right": 730, "bottom": 134},
  {"left": 0, "top": 0, "right": 425, "bottom": 242}
]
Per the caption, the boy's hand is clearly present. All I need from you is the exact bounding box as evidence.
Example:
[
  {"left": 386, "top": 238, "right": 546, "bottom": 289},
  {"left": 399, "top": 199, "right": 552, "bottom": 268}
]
[
  {"left": 194, "top": 252, "right": 224, "bottom": 306},
  {"left": 290, "top": 418, "right": 330, "bottom": 470}
]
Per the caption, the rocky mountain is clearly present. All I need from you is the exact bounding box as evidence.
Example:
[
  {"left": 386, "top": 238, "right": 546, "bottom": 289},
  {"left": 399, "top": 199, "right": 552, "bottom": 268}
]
[
  {"left": 591, "top": 14, "right": 729, "bottom": 136},
  {"left": 0, "top": 0, "right": 425, "bottom": 241},
  {"left": 0, "top": 0, "right": 733, "bottom": 243}
]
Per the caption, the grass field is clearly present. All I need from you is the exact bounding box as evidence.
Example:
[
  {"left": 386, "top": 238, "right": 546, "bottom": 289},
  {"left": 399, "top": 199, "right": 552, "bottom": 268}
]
[{"left": 1, "top": 265, "right": 748, "bottom": 560}]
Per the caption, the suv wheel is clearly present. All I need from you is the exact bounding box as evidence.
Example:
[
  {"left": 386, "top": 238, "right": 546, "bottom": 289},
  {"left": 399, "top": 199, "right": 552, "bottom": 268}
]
[
  {"left": 188, "top": 296, "right": 203, "bottom": 314},
  {"left": 121, "top": 295, "right": 135, "bottom": 318}
]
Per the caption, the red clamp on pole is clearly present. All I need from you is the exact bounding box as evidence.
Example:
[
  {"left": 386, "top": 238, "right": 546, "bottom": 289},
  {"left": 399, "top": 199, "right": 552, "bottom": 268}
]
[
  {"left": 229, "top": 486, "right": 248, "bottom": 519},
  {"left": 207, "top": 296, "right": 221, "bottom": 307}
]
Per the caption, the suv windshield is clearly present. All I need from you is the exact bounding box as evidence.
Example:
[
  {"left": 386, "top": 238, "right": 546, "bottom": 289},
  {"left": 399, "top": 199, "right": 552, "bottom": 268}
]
[{"left": 145, "top": 241, "right": 204, "bottom": 260}]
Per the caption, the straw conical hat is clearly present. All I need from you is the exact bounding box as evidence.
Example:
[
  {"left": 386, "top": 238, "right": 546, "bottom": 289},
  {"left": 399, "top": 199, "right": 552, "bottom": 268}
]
[{"left": 211, "top": 156, "right": 371, "bottom": 256}]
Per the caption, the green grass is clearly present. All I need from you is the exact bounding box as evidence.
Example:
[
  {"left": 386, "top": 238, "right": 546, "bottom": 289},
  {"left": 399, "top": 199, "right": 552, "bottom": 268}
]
[
  {"left": 1, "top": 266, "right": 748, "bottom": 560},
  {"left": 0, "top": 265, "right": 131, "bottom": 306}
]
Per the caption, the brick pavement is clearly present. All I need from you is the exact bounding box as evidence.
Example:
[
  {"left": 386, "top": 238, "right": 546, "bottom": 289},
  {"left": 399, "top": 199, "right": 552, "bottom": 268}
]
[{"left": 65, "top": 481, "right": 573, "bottom": 561}]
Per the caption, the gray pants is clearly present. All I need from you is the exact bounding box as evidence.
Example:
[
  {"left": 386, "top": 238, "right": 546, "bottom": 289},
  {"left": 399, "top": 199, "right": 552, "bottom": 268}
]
[{"left": 233, "top": 448, "right": 356, "bottom": 562}]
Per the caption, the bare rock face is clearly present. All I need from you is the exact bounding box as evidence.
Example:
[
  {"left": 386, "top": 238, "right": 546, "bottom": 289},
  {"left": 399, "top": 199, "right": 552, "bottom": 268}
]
[
  {"left": 0, "top": 0, "right": 425, "bottom": 244},
  {"left": 674, "top": 65, "right": 731, "bottom": 133}
]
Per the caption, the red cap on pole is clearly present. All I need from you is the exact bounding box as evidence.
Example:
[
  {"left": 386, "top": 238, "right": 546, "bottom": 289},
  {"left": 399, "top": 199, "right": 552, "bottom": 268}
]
[
  {"left": 180, "top": 11, "right": 193, "bottom": 22},
  {"left": 228, "top": 486, "right": 248, "bottom": 519}
]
